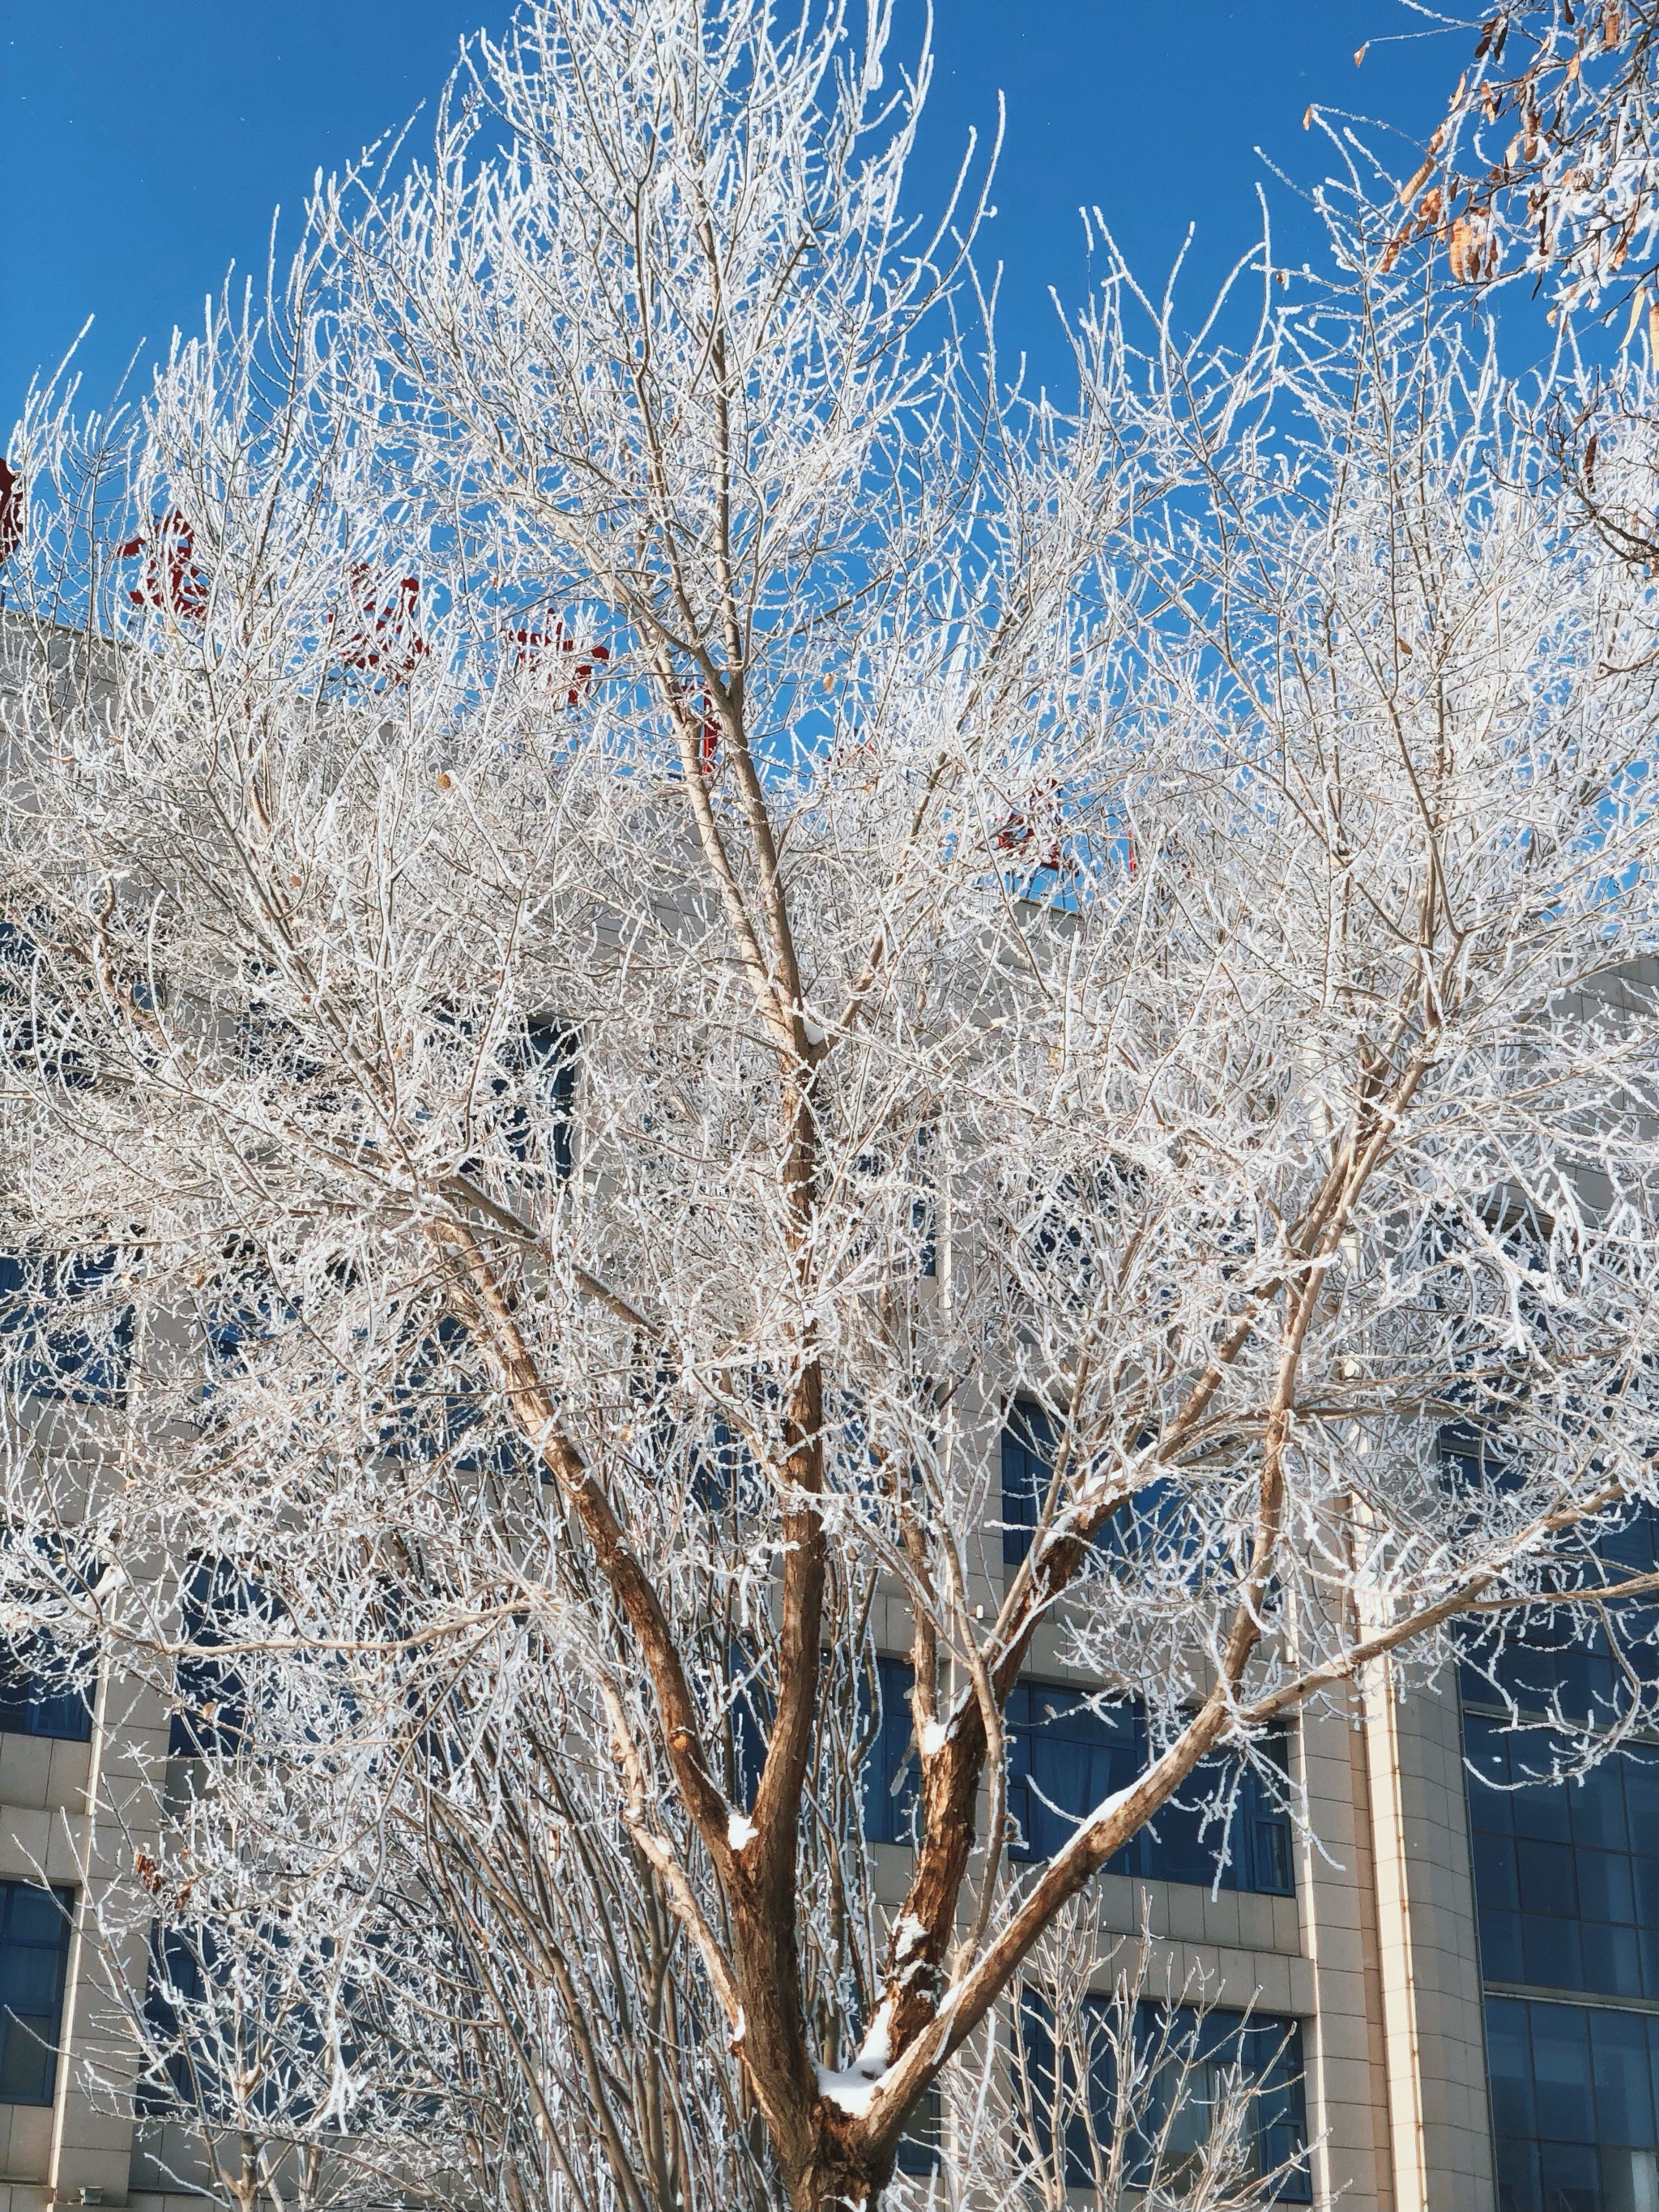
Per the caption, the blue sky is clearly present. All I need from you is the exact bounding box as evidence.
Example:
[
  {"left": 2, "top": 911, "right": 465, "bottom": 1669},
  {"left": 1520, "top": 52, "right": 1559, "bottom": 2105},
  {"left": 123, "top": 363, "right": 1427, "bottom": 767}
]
[{"left": 2, "top": 2, "right": 1461, "bottom": 434}]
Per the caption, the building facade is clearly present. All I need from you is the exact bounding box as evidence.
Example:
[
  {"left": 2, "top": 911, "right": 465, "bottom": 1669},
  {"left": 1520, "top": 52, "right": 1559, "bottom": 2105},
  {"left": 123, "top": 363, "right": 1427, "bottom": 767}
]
[{"left": 0, "top": 1458, "right": 1631, "bottom": 2206}]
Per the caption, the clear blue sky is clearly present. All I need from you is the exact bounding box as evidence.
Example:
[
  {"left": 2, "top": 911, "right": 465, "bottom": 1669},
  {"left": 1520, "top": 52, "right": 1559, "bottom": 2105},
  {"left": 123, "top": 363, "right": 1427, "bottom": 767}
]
[{"left": 1, "top": 2, "right": 1462, "bottom": 436}]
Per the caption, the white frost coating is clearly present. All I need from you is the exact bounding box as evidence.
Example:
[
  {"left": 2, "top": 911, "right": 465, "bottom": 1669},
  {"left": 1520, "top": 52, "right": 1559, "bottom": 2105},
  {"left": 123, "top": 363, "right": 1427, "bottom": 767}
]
[
  {"left": 727, "top": 1811, "right": 757, "bottom": 1851},
  {"left": 918, "top": 1719, "right": 948, "bottom": 1757}
]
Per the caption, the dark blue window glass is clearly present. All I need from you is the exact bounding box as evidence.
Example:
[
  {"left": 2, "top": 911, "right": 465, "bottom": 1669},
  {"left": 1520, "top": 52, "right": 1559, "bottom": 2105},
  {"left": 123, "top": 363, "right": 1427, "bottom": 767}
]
[
  {"left": 1006, "top": 1680, "right": 1138, "bottom": 1866},
  {"left": 0, "top": 1884, "right": 72, "bottom": 2105},
  {"left": 381, "top": 1312, "right": 488, "bottom": 1465},
  {"left": 499, "top": 1018, "right": 577, "bottom": 1179},
  {"left": 1000, "top": 1403, "right": 1055, "bottom": 1565},
  {"left": 1001, "top": 1404, "right": 1192, "bottom": 1574},
  {"left": 0, "top": 1250, "right": 133, "bottom": 1406},
  {"left": 726, "top": 1644, "right": 771, "bottom": 1816},
  {"left": 1456, "top": 1494, "right": 1659, "bottom": 1729},
  {"left": 139, "top": 1921, "right": 331, "bottom": 2123},
  {"left": 1485, "top": 1996, "right": 1659, "bottom": 2212},
  {"left": 893, "top": 2082, "right": 940, "bottom": 2176},
  {"left": 863, "top": 1658, "right": 921, "bottom": 1847},
  {"left": 0, "top": 923, "right": 93, "bottom": 1092},
  {"left": 198, "top": 1253, "right": 290, "bottom": 1386},
  {"left": 168, "top": 1560, "right": 258, "bottom": 1759},
  {"left": 1466, "top": 1712, "right": 1659, "bottom": 2002},
  {"left": 0, "top": 1646, "right": 91, "bottom": 1744},
  {"left": 1007, "top": 1683, "right": 1294, "bottom": 1897},
  {"left": 1020, "top": 1998, "right": 1309, "bottom": 2200},
  {"left": 863, "top": 1666, "right": 1293, "bottom": 1896}
]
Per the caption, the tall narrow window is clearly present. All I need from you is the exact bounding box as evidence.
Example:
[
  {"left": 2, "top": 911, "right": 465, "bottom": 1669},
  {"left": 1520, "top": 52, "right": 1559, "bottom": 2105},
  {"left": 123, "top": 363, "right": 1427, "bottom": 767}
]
[
  {"left": 863, "top": 1656, "right": 922, "bottom": 1846},
  {"left": 1019, "top": 1998, "right": 1309, "bottom": 2199},
  {"left": 1001, "top": 1401, "right": 1057, "bottom": 1565},
  {"left": 0, "top": 1884, "right": 73, "bottom": 2105},
  {"left": 168, "top": 1560, "right": 257, "bottom": 1759},
  {"left": 498, "top": 1018, "right": 577, "bottom": 1179}
]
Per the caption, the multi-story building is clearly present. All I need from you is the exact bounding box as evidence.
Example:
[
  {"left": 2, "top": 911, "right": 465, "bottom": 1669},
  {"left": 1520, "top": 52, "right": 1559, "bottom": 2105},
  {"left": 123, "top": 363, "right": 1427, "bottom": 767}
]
[{"left": 0, "top": 1429, "right": 1637, "bottom": 2209}]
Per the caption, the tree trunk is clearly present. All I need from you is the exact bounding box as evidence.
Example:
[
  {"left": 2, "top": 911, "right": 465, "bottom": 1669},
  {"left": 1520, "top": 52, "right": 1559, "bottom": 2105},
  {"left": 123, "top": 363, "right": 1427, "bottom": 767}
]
[{"left": 787, "top": 2133, "right": 887, "bottom": 2212}]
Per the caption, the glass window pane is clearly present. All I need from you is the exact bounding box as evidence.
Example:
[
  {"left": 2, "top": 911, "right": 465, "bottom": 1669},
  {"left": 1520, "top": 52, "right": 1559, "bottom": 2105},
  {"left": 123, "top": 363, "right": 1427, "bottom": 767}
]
[
  {"left": 1577, "top": 1849, "right": 1636, "bottom": 1928},
  {"left": 1634, "top": 1860, "right": 1659, "bottom": 1928},
  {"left": 0, "top": 2018, "right": 50, "bottom": 2105},
  {"left": 1512, "top": 1778, "right": 1573, "bottom": 1844},
  {"left": 1480, "top": 1909, "right": 1525, "bottom": 1984},
  {"left": 0, "top": 1885, "right": 70, "bottom": 2107},
  {"left": 1527, "top": 2006, "right": 1594, "bottom": 2130},
  {"left": 1474, "top": 1831, "right": 1520, "bottom": 1913},
  {"left": 1580, "top": 1922, "right": 1644, "bottom": 2002},
  {"left": 1486, "top": 1999, "right": 1536, "bottom": 2141},
  {"left": 1520, "top": 1914, "right": 1584, "bottom": 1992},
  {"left": 1589, "top": 2009, "right": 1654, "bottom": 2147},
  {"left": 1570, "top": 1764, "right": 1630, "bottom": 1851},
  {"left": 1516, "top": 1839, "right": 1578, "bottom": 1918},
  {"left": 1493, "top": 2132, "right": 1542, "bottom": 2212},
  {"left": 5, "top": 1886, "right": 66, "bottom": 1949},
  {"left": 1537, "top": 2141, "right": 1601, "bottom": 2207},
  {"left": 1624, "top": 1757, "right": 1659, "bottom": 1838}
]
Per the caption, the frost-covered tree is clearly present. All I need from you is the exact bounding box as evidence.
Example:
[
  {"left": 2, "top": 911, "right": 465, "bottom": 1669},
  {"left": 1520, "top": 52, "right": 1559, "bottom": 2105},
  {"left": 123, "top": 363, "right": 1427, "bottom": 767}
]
[
  {"left": 6, "top": 2, "right": 1659, "bottom": 2206},
  {"left": 1384, "top": 0, "right": 1659, "bottom": 312}
]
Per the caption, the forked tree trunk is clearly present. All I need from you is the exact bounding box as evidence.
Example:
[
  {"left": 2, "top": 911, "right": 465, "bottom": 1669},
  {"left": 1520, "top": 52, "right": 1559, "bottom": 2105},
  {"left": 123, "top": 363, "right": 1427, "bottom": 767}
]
[{"left": 787, "top": 2129, "right": 889, "bottom": 2212}]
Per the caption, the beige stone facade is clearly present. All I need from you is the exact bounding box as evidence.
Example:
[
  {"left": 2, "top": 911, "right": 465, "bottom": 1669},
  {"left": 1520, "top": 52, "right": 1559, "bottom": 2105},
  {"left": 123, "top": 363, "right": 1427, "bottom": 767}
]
[{"left": 0, "top": 1647, "right": 1523, "bottom": 2210}]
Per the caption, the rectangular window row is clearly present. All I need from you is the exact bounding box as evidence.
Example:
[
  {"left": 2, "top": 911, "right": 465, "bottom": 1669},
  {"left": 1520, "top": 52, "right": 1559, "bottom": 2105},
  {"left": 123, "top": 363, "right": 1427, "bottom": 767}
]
[
  {"left": 1019, "top": 1999, "right": 1310, "bottom": 2201},
  {"left": 866, "top": 1660, "right": 1294, "bottom": 1897}
]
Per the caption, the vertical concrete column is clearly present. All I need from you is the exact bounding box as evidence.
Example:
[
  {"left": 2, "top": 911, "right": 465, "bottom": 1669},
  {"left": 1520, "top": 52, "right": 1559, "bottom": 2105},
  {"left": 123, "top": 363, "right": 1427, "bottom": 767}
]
[
  {"left": 45, "top": 1670, "right": 170, "bottom": 2210},
  {"left": 1297, "top": 1695, "right": 1396, "bottom": 2210},
  {"left": 1361, "top": 1662, "right": 1495, "bottom": 2212}
]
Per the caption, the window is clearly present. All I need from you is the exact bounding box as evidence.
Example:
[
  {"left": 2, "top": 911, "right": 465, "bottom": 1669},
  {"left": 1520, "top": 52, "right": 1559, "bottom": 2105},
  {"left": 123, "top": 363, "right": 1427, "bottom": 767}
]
[
  {"left": 0, "top": 1647, "right": 91, "bottom": 1744},
  {"left": 862, "top": 1665, "right": 1294, "bottom": 1897},
  {"left": 168, "top": 1559, "right": 257, "bottom": 1759},
  {"left": 1458, "top": 1500, "right": 1659, "bottom": 2205},
  {"left": 1465, "top": 1712, "right": 1659, "bottom": 2004},
  {"left": 0, "top": 1249, "right": 133, "bottom": 1407},
  {"left": 1001, "top": 1402, "right": 1056, "bottom": 1565},
  {"left": 863, "top": 1656, "right": 922, "bottom": 1847},
  {"left": 499, "top": 1018, "right": 576, "bottom": 1179},
  {"left": 0, "top": 1538, "right": 96, "bottom": 1744},
  {"left": 139, "top": 1920, "right": 330, "bottom": 2124},
  {"left": 1453, "top": 1477, "right": 1659, "bottom": 1729},
  {"left": 1486, "top": 1995, "right": 1659, "bottom": 2212},
  {"left": 0, "top": 1884, "right": 72, "bottom": 2105},
  {"left": 1020, "top": 1998, "right": 1309, "bottom": 2200},
  {"left": 1001, "top": 1403, "right": 1190, "bottom": 1573},
  {"left": 893, "top": 2081, "right": 940, "bottom": 2176},
  {"left": 0, "top": 921, "right": 93, "bottom": 1093},
  {"left": 1008, "top": 1683, "right": 1294, "bottom": 1896}
]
